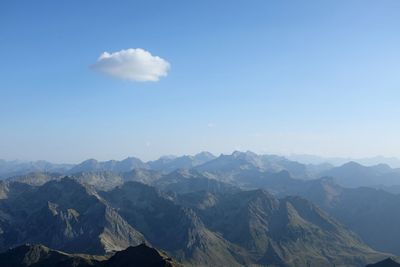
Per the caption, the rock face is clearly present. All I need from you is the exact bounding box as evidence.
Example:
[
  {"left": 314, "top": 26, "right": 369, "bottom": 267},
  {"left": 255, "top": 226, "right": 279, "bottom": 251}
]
[{"left": 0, "top": 243, "right": 181, "bottom": 267}]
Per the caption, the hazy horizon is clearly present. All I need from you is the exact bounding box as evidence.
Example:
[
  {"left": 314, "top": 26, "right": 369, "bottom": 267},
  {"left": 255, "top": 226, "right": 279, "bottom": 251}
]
[{"left": 2, "top": 150, "right": 400, "bottom": 167}]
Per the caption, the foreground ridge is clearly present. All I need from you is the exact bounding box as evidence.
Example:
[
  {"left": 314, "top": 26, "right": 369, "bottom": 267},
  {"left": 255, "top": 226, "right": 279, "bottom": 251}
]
[
  {"left": 0, "top": 243, "right": 181, "bottom": 267},
  {"left": 366, "top": 257, "right": 400, "bottom": 267}
]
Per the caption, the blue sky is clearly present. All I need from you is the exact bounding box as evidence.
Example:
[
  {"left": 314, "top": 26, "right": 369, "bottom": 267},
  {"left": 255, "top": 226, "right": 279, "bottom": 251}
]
[{"left": 1, "top": 0, "right": 400, "bottom": 163}]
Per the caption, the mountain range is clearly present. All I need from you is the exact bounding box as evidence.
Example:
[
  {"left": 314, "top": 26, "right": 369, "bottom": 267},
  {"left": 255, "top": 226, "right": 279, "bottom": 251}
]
[
  {"left": 0, "top": 176, "right": 387, "bottom": 266},
  {"left": 1, "top": 151, "right": 400, "bottom": 266},
  {"left": 3, "top": 151, "right": 400, "bottom": 189}
]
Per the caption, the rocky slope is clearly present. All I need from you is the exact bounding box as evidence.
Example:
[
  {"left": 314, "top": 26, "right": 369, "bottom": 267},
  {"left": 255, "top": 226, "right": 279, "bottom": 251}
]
[
  {"left": 0, "top": 178, "right": 145, "bottom": 254},
  {"left": 178, "top": 189, "right": 385, "bottom": 266}
]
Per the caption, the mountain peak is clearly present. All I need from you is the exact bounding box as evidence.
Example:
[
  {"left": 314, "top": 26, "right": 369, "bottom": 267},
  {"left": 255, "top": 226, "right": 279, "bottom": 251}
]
[
  {"left": 194, "top": 151, "right": 215, "bottom": 161},
  {"left": 106, "top": 243, "right": 181, "bottom": 267},
  {"left": 230, "top": 151, "right": 242, "bottom": 160},
  {"left": 341, "top": 161, "right": 365, "bottom": 168},
  {"left": 81, "top": 158, "right": 99, "bottom": 164}
]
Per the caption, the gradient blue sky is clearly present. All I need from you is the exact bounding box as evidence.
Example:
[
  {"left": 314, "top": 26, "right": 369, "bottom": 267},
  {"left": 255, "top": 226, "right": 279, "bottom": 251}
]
[{"left": 1, "top": 0, "right": 400, "bottom": 163}]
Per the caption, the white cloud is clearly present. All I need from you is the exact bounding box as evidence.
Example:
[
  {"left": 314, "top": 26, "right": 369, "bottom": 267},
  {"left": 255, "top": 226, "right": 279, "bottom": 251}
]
[{"left": 92, "top": 48, "right": 170, "bottom": 82}]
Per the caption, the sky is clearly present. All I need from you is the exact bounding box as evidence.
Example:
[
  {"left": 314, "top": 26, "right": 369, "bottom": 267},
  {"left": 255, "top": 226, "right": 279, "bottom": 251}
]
[{"left": 1, "top": 0, "right": 400, "bottom": 163}]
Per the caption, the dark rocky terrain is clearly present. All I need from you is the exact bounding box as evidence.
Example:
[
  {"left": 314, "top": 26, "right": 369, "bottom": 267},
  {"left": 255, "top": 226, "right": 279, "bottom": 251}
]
[
  {"left": 366, "top": 258, "right": 400, "bottom": 267},
  {"left": 0, "top": 178, "right": 145, "bottom": 254},
  {"left": 0, "top": 243, "right": 180, "bottom": 267}
]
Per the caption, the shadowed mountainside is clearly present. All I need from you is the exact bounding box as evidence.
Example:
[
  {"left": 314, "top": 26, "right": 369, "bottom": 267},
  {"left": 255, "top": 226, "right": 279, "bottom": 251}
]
[
  {"left": 366, "top": 257, "right": 400, "bottom": 267},
  {"left": 0, "top": 243, "right": 181, "bottom": 267}
]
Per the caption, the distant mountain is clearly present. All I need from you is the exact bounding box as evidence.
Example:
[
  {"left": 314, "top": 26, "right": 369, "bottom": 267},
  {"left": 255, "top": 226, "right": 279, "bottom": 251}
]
[
  {"left": 259, "top": 154, "right": 313, "bottom": 178},
  {"left": 68, "top": 157, "right": 147, "bottom": 174},
  {"left": 67, "top": 152, "right": 216, "bottom": 174},
  {"left": 0, "top": 243, "right": 181, "bottom": 267},
  {"left": 356, "top": 156, "right": 400, "bottom": 169},
  {"left": 192, "top": 151, "right": 217, "bottom": 163},
  {"left": 287, "top": 154, "right": 400, "bottom": 168},
  {"left": 287, "top": 154, "right": 351, "bottom": 166},
  {"left": 8, "top": 151, "right": 388, "bottom": 185},
  {"left": 194, "top": 151, "right": 324, "bottom": 180},
  {"left": 5, "top": 169, "right": 163, "bottom": 191},
  {"left": 0, "top": 178, "right": 145, "bottom": 254},
  {"left": 6, "top": 172, "right": 62, "bottom": 186},
  {"left": 3, "top": 152, "right": 400, "bottom": 184},
  {"left": 372, "top": 184, "right": 400, "bottom": 194},
  {"left": 5, "top": 171, "right": 125, "bottom": 191},
  {"left": 70, "top": 171, "right": 124, "bottom": 191},
  {"left": 122, "top": 168, "right": 163, "bottom": 184},
  {"left": 218, "top": 169, "right": 306, "bottom": 191},
  {"left": 147, "top": 152, "right": 216, "bottom": 173},
  {"left": 0, "top": 160, "right": 73, "bottom": 179},
  {"left": 321, "top": 161, "right": 400, "bottom": 187},
  {"left": 153, "top": 169, "right": 239, "bottom": 194},
  {"left": 6, "top": 168, "right": 235, "bottom": 194},
  {"left": 194, "top": 151, "right": 262, "bottom": 180}
]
